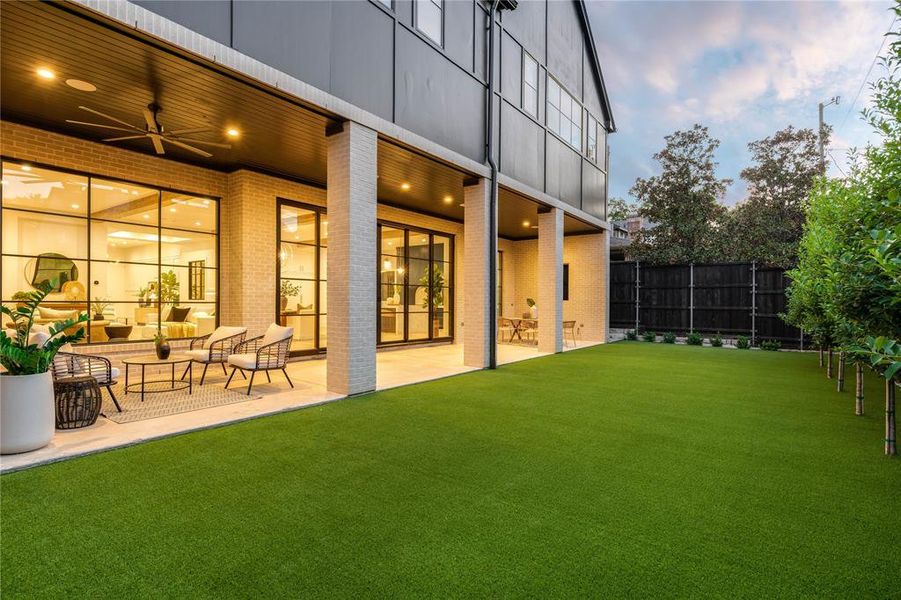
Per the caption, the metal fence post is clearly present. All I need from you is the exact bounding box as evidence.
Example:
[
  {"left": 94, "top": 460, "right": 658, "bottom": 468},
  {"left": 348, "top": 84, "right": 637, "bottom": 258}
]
[
  {"left": 634, "top": 260, "right": 640, "bottom": 332},
  {"left": 689, "top": 263, "right": 694, "bottom": 333},
  {"left": 751, "top": 261, "right": 757, "bottom": 346}
]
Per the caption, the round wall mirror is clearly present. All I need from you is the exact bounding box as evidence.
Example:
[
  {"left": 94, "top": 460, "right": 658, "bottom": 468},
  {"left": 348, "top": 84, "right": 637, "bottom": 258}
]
[{"left": 23, "top": 253, "right": 79, "bottom": 292}]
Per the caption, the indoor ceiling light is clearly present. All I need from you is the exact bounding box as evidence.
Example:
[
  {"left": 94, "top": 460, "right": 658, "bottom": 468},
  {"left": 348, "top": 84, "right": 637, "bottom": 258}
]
[
  {"left": 170, "top": 207, "right": 177, "bottom": 213},
  {"left": 443, "top": 195, "right": 453, "bottom": 204},
  {"left": 226, "top": 128, "right": 240, "bottom": 139},
  {"left": 523, "top": 220, "right": 530, "bottom": 227},
  {"left": 195, "top": 221, "right": 201, "bottom": 226},
  {"left": 65, "top": 79, "right": 96, "bottom": 92},
  {"left": 143, "top": 214, "right": 150, "bottom": 219},
  {"left": 21, "top": 164, "right": 32, "bottom": 172},
  {"left": 400, "top": 183, "right": 411, "bottom": 191},
  {"left": 109, "top": 231, "right": 189, "bottom": 243},
  {"left": 36, "top": 67, "right": 55, "bottom": 80},
  {"left": 71, "top": 203, "right": 80, "bottom": 209}
]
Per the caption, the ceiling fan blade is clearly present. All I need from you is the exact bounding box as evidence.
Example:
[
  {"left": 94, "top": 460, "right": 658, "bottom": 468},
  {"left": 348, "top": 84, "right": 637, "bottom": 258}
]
[
  {"left": 78, "top": 106, "right": 140, "bottom": 130},
  {"left": 167, "top": 127, "right": 210, "bottom": 136},
  {"left": 65, "top": 120, "right": 140, "bottom": 133},
  {"left": 168, "top": 136, "right": 232, "bottom": 149},
  {"left": 165, "top": 138, "right": 213, "bottom": 158},
  {"left": 103, "top": 135, "right": 147, "bottom": 142},
  {"left": 149, "top": 134, "right": 165, "bottom": 154},
  {"left": 143, "top": 108, "right": 159, "bottom": 133}
]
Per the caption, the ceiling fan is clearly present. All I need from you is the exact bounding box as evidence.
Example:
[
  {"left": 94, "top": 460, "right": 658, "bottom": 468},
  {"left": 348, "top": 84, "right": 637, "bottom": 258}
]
[{"left": 65, "top": 103, "right": 231, "bottom": 158}]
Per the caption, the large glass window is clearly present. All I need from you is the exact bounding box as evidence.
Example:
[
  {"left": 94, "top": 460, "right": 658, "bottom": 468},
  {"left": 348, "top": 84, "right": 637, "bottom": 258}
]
[
  {"left": 586, "top": 114, "right": 598, "bottom": 163},
  {"left": 378, "top": 223, "right": 454, "bottom": 344},
  {"left": 278, "top": 200, "right": 327, "bottom": 355},
  {"left": 416, "top": 0, "right": 443, "bottom": 46},
  {"left": 523, "top": 53, "right": 539, "bottom": 118},
  {"left": 547, "top": 77, "right": 582, "bottom": 151},
  {"left": 1, "top": 161, "right": 219, "bottom": 344}
]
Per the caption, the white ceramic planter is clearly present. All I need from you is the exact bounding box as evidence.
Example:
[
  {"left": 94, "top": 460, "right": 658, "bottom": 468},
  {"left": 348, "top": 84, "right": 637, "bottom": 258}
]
[{"left": 0, "top": 371, "right": 55, "bottom": 454}]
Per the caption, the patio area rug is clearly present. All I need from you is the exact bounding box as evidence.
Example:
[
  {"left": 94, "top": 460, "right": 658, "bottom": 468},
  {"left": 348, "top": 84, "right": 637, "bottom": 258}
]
[{"left": 100, "top": 381, "right": 261, "bottom": 424}]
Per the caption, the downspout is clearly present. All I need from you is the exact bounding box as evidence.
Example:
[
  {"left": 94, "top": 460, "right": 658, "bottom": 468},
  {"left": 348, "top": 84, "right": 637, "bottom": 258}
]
[{"left": 486, "top": 0, "right": 499, "bottom": 369}]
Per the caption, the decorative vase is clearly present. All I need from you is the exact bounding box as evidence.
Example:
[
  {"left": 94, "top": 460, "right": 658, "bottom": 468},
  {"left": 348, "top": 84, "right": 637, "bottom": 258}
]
[
  {"left": 93, "top": 313, "right": 104, "bottom": 321},
  {"left": 155, "top": 340, "right": 171, "bottom": 360},
  {"left": 280, "top": 295, "right": 288, "bottom": 311},
  {"left": 0, "top": 372, "right": 55, "bottom": 454}
]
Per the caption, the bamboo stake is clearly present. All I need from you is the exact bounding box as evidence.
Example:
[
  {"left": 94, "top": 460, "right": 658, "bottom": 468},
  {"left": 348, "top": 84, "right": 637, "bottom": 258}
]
[
  {"left": 827, "top": 348, "right": 833, "bottom": 379},
  {"left": 855, "top": 363, "right": 864, "bottom": 416},
  {"left": 819, "top": 346, "right": 824, "bottom": 368},
  {"left": 837, "top": 352, "right": 845, "bottom": 392},
  {"left": 886, "top": 379, "right": 896, "bottom": 457}
]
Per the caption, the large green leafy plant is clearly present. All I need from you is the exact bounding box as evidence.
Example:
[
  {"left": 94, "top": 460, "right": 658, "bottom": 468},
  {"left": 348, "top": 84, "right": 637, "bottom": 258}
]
[{"left": 0, "top": 281, "right": 88, "bottom": 375}]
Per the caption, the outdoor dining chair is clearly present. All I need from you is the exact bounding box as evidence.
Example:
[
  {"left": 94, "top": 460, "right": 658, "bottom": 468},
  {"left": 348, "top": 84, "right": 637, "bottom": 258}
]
[{"left": 225, "top": 324, "right": 294, "bottom": 395}]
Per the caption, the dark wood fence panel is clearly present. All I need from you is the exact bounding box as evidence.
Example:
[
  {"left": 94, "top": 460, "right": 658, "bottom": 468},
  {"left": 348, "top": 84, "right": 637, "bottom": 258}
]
[{"left": 610, "top": 261, "right": 803, "bottom": 348}]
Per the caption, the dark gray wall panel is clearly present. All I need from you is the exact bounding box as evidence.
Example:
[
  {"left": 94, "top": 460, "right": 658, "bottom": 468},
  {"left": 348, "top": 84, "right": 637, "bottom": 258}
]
[
  {"left": 395, "top": 28, "right": 485, "bottom": 162},
  {"left": 394, "top": 0, "right": 414, "bottom": 28},
  {"left": 499, "top": 102, "right": 543, "bottom": 191},
  {"left": 546, "top": 0, "right": 582, "bottom": 99},
  {"left": 501, "top": 31, "right": 522, "bottom": 107},
  {"left": 445, "top": 0, "right": 475, "bottom": 74},
  {"left": 330, "top": 2, "right": 394, "bottom": 121},
  {"left": 581, "top": 160, "right": 606, "bottom": 220},
  {"left": 134, "top": 1, "right": 231, "bottom": 46},
  {"left": 500, "top": 0, "right": 545, "bottom": 63},
  {"left": 474, "top": 5, "right": 487, "bottom": 81},
  {"left": 545, "top": 134, "right": 581, "bottom": 209},
  {"left": 233, "top": 1, "right": 332, "bottom": 92},
  {"left": 582, "top": 47, "right": 604, "bottom": 118}
]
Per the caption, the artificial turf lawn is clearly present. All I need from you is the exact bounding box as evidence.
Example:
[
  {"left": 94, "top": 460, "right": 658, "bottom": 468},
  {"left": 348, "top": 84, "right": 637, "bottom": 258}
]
[{"left": 2, "top": 343, "right": 899, "bottom": 598}]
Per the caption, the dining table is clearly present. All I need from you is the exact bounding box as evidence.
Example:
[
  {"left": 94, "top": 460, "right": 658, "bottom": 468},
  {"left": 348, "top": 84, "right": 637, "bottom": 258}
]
[{"left": 503, "top": 317, "right": 538, "bottom": 343}]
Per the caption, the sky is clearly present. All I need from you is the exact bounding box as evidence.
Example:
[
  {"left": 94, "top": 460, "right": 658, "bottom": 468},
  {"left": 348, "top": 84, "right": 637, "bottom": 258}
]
[{"left": 585, "top": 0, "right": 898, "bottom": 205}]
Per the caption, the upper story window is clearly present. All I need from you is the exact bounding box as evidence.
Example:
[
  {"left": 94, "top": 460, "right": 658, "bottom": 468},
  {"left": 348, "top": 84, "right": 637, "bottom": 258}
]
[
  {"left": 376, "top": 0, "right": 392, "bottom": 7},
  {"left": 522, "top": 53, "right": 538, "bottom": 117},
  {"left": 547, "top": 78, "right": 581, "bottom": 151},
  {"left": 586, "top": 114, "right": 598, "bottom": 163},
  {"left": 416, "top": 0, "right": 443, "bottom": 46}
]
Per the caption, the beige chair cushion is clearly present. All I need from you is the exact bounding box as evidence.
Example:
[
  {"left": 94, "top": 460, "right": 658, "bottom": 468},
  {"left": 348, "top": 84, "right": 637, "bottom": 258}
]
[
  {"left": 72, "top": 361, "right": 120, "bottom": 384},
  {"left": 261, "top": 323, "right": 293, "bottom": 346},
  {"left": 227, "top": 353, "right": 258, "bottom": 370},
  {"left": 186, "top": 348, "right": 211, "bottom": 362},
  {"left": 203, "top": 326, "right": 247, "bottom": 349}
]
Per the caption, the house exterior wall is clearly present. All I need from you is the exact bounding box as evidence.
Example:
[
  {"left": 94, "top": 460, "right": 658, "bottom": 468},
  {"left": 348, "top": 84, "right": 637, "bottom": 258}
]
[{"left": 131, "top": 0, "right": 611, "bottom": 221}]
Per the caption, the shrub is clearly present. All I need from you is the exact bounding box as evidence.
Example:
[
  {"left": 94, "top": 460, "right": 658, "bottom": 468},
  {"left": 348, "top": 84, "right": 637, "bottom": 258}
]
[
  {"left": 626, "top": 330, "right": 637, "bottom": 341},
  {"left": 662, "top": 331, "right": 676, "bottom": 344},
  {"left": 710, "top": 333, "right": 724, "bottom": 347},
  {"left": 686, "top": 332, "right": 703, "bottom": 346},
  {"left": 642, "top": 330, "right": 656, "bottom": 342},
  {"left": 736, "top": 335, "right": 751, "bottom": 349},
  {"left": 759, "top": 339, "right": 782, "bottom": 351}
]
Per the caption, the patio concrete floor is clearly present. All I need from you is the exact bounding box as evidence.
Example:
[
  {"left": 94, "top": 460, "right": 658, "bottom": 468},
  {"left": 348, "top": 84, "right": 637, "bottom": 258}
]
[{"left": 0, "top": 339, "right": 602, "bottom": 472}]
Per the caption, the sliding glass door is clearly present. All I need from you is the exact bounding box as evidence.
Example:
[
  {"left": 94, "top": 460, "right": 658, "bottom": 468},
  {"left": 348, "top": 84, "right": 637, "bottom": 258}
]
[
  {"left": 377, "top": 222, "right": 453, "bottom": 345},
  {"left": 277, "top": 199, "right": 327, "bottom": 355}
]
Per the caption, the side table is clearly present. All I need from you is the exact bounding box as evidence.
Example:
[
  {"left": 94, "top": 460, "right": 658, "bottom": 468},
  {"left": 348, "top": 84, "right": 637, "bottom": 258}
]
[{"left": 54, "top": 375, "right": 103, "bottom": 429}]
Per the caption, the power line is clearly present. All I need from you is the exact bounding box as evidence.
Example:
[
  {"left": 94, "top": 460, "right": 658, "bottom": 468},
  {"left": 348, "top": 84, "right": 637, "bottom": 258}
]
[
  {"left": 836, "top": 14, "right": 899, "bottom": 135},
  {"left": 827, "top": 150, "right": 847, "bottom": 178}
]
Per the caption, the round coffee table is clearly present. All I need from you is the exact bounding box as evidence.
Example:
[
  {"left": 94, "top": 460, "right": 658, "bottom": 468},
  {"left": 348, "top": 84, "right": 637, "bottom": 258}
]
[{"left": 122, "top": 354, "right": 193, "bottom": 403}]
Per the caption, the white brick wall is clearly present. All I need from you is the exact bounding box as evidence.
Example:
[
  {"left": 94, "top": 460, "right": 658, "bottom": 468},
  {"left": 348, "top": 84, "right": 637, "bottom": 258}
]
[
  {"left": 326, "top": 122, "right": 377, "bottom": 395},
  {"left": 538, "top": 208, "right": 563, "bottom": 353},
  {"left": 463, "top": 179, "right": 492, "bottom": 367}
]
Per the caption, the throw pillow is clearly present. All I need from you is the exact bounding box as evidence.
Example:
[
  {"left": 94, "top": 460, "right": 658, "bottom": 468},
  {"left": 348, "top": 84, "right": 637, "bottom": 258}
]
[{"left": 165, "top": 306, "right": 192, "bottom": 322}]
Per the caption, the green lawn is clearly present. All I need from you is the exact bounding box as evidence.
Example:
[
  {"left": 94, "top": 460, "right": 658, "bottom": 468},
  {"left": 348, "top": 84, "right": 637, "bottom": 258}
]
[{"left": 2, "top": 343, "right": 899, "bottom": 598}]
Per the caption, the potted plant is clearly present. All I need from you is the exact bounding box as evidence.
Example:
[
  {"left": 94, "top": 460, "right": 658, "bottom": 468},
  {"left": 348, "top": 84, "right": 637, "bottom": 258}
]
[
  {"left": 91, "top": 297, "right": 111, "bottom": 321},
  {"left": 1, "top": 281, "right": 88, "bottom": 454},
  {"left": 153, "top": 330, "right": 171, "bottom": 360},
  {"left": 419, "top": 265, "right": 445, "bottom": 337},
  {"left": 526, "top": 298, "right": 537, "bottom": 319},
  {"left": 159, "top": 270, "right": 180, "bottom": 306},
  {"left": 280, "top": 280, "right": 300, "bottom": 312},
  {"left": 137, "top": 287, "right": 148, "bottom": 308}
]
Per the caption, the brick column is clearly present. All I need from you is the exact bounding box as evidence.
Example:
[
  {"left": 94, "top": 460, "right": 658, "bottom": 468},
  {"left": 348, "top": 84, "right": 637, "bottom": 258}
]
[
  {"left": 463, "top": 178, "right": 492, "bottom": 368},
  {"left": 538, "top": 207, "right": 563, "bottom": 353},
  {"left": 578, "top": 231, "right": 608, "bottom": 343},
  {"left": 326, "top": 121, "right": 377, "bottom": 395}
]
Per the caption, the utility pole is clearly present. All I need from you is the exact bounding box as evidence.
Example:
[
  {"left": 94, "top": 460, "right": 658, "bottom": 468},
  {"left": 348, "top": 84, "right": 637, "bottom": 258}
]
[{"left": 818, "top": 96, "right": 840, "bottom": 175}]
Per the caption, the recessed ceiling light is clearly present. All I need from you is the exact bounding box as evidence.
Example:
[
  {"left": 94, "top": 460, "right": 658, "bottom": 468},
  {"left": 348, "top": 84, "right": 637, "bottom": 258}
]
[
  {"left": 36, "top": 67, "right": 55, "bottom": 80},
  {"left": 21, "top": 164, "right": 32, "bottom": 172},
  {"left": 523, "top": 220, "right": 530, "bottom": 227},
  {"left": 202, "top": 199, "right": 210, "bottom": 205},
  {"left": 225, "top": 128, "right": 240, "bottom": 139},
  {"left": 400, "top": 183, "right": 411, "bottom": 191},
  {"left": 71, "top": 203, "right": 80, "bottom": 209},
  {"left": 195, "top": 221, "right": 202, "bottom": 226},
  {"left": 169, "top": 207, "right": 177, "bottom": 213},
  {"left": 443, "top": 195, "right": 453, "bottom": 204},
  {"left": 65, "top": 79, "right": 96, "bottom": 92},
  {"left": 143, "top": 214, "right": 150, "bottom": 219}
]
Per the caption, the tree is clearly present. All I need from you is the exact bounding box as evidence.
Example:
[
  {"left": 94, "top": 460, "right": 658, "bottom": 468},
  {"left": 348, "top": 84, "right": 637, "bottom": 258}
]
[
  {"left": 723, "top": 126, "right": 825, "bottom": 267},
  {"left": 607, "top": 197, "right": 638, "bottom": 222},
  {"left": 629, "top": 125, "right": 731, "bottom": 263}
]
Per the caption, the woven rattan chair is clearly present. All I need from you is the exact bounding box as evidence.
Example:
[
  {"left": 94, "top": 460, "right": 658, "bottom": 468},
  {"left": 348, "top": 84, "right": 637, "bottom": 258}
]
[
  {"left": 225, "top": 324, "right": 294, "bottom": 395},
  {"left": 52, "top": 345, "right": 122, "bottom": 412},
  {"left": 180, "top": 326, "right": 247, "bottom": 385}
]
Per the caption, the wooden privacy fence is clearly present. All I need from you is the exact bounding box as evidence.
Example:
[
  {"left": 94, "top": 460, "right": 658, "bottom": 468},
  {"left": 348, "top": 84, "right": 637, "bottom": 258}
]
[{"left": 610, "top": 261, "right": 804, "bottom": 348}]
